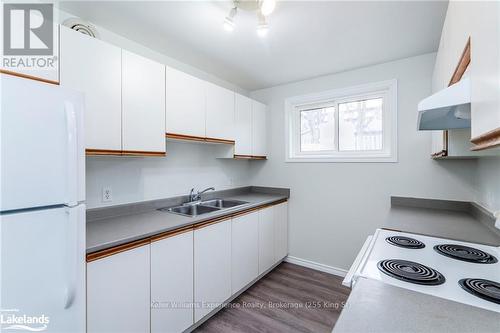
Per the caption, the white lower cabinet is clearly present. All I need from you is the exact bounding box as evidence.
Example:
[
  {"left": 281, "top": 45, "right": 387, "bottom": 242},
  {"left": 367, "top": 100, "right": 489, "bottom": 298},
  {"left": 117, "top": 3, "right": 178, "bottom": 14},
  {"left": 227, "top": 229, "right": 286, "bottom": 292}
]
[
  {"left": 231, "top": 212, "right": 259, "bottom": 293},
  {"left": 274, "top": 202, "right": 288, "bottom": 261},
  {"left": 87, "top": 245, "right": 150, "bottom": 333},
  {"left": 258, "top": 206, "right": 275, "bottom": 274},
  {"left": 194, "top": 219, "right": 232, "bottom": 322},
  {"left": 151, "top": 230, "right": 194, "bottom": 333},
  {"left": 86, "top": 201, "right": 288, "bottom": 332}
]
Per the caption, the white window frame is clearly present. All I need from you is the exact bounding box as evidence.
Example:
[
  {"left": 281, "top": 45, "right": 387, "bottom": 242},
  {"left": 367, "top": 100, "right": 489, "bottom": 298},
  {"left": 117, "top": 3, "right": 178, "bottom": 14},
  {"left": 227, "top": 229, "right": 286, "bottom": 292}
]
[{"left": 285, "top": 79, "right": 398, "bottom": 163}]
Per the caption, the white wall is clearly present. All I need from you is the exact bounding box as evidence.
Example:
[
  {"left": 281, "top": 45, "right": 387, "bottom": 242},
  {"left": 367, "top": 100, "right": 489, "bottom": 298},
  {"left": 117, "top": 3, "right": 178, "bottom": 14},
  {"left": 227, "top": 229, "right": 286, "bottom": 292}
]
[
  {"left": 249, "top": 53, "right": 477, "bottom": 271},
  {"left": 86, "top": 142, "right": 252, "bottom": 209}
]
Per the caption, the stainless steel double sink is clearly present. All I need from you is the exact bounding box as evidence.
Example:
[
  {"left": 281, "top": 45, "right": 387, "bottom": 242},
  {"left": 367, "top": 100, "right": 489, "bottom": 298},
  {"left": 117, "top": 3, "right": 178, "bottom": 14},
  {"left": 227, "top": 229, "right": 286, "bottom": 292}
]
[{"left": 159, "top": 199, "right": 249, "bottom": 217}]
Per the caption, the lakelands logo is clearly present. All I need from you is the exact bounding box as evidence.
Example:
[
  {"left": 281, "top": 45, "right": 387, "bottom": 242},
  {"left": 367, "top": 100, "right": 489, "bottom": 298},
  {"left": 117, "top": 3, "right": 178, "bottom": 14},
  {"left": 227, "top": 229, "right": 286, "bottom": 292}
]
[
  {"left": 2, "top": 3, "right": 57, "bottom": 71},
  {"left": 0, "top": 309, "right": 49, "bottom": 332}
]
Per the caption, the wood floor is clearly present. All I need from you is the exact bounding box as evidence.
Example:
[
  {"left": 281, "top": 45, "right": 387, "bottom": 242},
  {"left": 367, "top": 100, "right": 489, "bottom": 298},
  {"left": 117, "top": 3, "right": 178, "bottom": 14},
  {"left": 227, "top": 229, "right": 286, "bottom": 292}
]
[{"left": 194, "top": 262, "right": 351, "bottom": 333}]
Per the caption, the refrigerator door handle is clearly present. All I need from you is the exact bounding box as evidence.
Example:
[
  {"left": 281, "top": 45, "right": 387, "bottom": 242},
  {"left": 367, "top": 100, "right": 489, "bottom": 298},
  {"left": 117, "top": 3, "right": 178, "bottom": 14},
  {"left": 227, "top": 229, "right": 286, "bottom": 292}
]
[
  {"left": 65, "top": 102, "right": 78, "bottom": 207},
  {"left": 63, "top": 207, "right": 79, "bottom": 309}
]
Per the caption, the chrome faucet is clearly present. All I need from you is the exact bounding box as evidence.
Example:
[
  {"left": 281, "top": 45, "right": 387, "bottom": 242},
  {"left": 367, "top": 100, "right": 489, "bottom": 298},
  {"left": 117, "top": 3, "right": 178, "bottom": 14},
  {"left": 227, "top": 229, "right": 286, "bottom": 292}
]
[{"left": 189, "top": 187, "right": 215, "bottom": 202}]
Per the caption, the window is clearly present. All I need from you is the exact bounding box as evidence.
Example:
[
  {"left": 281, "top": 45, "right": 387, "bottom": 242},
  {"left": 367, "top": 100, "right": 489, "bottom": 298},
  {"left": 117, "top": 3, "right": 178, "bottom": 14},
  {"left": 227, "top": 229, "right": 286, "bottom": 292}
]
[{"left": 285, "top": 80, "right": 397, "bottom": 162}]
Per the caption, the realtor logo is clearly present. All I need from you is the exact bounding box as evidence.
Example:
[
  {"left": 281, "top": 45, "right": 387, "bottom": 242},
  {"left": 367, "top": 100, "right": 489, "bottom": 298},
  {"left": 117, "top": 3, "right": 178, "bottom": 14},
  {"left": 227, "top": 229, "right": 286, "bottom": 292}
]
[{"left": 3, "top": 3, "right": 53, "bottom": 56}]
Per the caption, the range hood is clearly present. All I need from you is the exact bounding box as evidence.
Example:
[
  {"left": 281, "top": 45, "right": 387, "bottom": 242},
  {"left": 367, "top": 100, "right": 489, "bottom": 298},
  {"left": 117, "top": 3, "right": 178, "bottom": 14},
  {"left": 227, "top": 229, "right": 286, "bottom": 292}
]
[{"left": 417, "top": 77, "right": 471, "bottom": 130}]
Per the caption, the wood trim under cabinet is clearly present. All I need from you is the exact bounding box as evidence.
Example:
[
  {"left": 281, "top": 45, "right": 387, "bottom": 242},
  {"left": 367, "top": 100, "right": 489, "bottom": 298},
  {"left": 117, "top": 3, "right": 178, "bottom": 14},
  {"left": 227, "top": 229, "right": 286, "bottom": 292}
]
[
  {"left": 233, "top": 154, "right": 267, "bottom": 160},
  {"left": 86, "top": 238, "right": 150, "bottom": 263},
  {"left": 0, "top": 69, "right": 60, "bottom": 85},
  {"left": 86, "top": 149, "right": 166, "bottom": 157},
  {"left": 166, "top": 132, "right": 235, "bottom": 145},
  {"left": 470, "top": 127, "right": 500, "bottom": 151},
  {"left": 86, "top": 149, "right": 123, "bottom": 156},
  {"left": 449, "top": 37, "right": 471, "bottom": 86},
  {"left": 166, "top": 132, "right": 206, "bottom": 142},
  {"left": 205, "top": 137, "right": 235, "bottom": 145},
  {"left": 121, "top": 150, "right": 166, "bottom": 157}
]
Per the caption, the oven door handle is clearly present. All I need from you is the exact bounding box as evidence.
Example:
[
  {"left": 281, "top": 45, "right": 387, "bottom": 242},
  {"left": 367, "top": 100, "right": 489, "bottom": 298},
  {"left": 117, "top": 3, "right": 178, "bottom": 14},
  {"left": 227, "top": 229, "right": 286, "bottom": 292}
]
[{"left": 343, "top": 235, "right": 374, "bottom": 288}]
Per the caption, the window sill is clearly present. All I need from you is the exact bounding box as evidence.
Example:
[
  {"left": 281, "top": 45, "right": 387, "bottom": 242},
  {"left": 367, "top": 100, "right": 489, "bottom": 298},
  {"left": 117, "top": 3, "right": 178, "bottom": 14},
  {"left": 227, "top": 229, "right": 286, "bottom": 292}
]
[{"left": 285, "top": 155, "right": 398, "bottom": 163}]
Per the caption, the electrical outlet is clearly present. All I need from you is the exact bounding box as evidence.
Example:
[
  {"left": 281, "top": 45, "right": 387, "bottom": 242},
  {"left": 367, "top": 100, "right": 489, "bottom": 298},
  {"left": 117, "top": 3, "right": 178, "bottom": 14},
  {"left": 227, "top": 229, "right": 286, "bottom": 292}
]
[{"left": 102, "top": 187, "right": 113, "bottom": 202}]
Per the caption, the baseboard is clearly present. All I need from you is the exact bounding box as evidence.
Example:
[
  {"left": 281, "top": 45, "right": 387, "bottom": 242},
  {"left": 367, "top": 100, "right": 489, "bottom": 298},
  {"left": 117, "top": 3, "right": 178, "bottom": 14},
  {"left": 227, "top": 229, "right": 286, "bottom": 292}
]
[{"left": 285, "top": 256, "right": 347, "bottom": 277}]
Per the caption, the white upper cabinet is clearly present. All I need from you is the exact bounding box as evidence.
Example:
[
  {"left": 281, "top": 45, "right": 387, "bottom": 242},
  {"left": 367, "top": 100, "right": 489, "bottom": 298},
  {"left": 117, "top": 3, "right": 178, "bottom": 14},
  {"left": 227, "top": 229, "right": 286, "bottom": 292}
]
[
  {"left": 151, "top": 231, "right": 194, "bottom": 333},
  {"left": 234, "top": 94, "right": 253, "bottom": 156},
  {"left": 60, "top": 27, "right": 122, "bottom": 151},
  {"left": 87, "top": 245, "right": 150, "bottom": 333},
  {"left": 231, "top": 212, "right": 259, "bottom": 294},
  {"left": 252, "top": 100, "right": 268, "bottom": 157},
  {"left": 194, "top": 219, "right": 232, "bottom": 322},
  {"left": 206, "top": 83, "right": 235, "bottom": 141},
  {"left": 258, "top": 206, "right": 275, "bottom": 274},
  {"left": 122, "top": 50, "right": 166, "bottom": 153},
  {"left": 469, "top": 2, "right": 500, "bottom": 146},
  {"left": 165, "top": 66, "right": 206, "bottom": 137}
]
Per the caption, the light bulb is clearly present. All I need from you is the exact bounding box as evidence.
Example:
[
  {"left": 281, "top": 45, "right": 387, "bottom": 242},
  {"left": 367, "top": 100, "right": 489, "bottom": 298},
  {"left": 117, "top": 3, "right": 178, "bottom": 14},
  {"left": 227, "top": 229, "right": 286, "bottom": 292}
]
[
  {"left": 260, "top": 0, "right": 276, "bottom": 16},
  {"left": 223, "top": 7, "right": 237, "bottom": 32}
]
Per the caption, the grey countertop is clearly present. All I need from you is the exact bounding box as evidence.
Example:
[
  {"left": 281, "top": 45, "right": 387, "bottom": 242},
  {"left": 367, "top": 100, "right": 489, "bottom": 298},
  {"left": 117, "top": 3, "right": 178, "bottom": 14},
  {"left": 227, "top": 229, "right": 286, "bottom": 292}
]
[
  {"left": 333, "top": 278, "right": 500, "bottom": 333},
  {"left": 334, "top": 196, "right": 500, "bottom": 332},
  {"left": 86, "top": 187, "right": 289, "bottom": 253},
  {"left": 384, "top": 205, "right": 500, "bottom": 246}
]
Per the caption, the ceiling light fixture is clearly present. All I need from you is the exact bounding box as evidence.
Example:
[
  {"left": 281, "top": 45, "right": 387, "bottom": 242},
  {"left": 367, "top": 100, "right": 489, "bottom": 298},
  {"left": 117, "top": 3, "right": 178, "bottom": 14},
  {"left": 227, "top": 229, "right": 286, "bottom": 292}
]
[
  {"left": 223, "top": 0, "right": 275, "bottom": 36},
  {"left": 256, "top": 13, "right": 269, "bottom": 37},
  {"left": 260, "top": 0, "right": 276, "bottom": 16},
  {"left": 224, "top": 7, "right": 237, "bottom": 32}
]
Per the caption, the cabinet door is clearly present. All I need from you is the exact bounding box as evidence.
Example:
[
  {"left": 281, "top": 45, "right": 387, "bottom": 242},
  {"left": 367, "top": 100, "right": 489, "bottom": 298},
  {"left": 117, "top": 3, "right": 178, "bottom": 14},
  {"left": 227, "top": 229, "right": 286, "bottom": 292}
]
[
  {"left": 151, "top": 230, "right": 193, "bottom": 333},
  {"left": 60, "top": 27, "right": 122, "bottom": 151},
  {"left": 234, "top": 94, "right": 253, "bottom": 156},
  {"left": 165, "top": 66, "right": 206, "bottom": 137},
  {"left": 231, "top": 212, "right": 259, "bottom": 293},
  {"left": 252, "top": 100, "right": 267, "bottom": 157},
  {"left": 122, "top": 50, "right": 166, "bottom": 153},
  {"left": 274, "top": 202, "right": 288, "bottom": 262},
  {"left": 87, "top": 245, "right": 150, "bottom": 333},
  {"left": 194, "top": 219, "right": 231, "bottom": 322},
  {"left": 258, "top": 206, "right": 275, "bottom": 274},
  {"left": 470, "top": 2, "right": 500, "bottom": 140},
  {"left": 206, "top": 83, "right": 235, "bottom": 141}
]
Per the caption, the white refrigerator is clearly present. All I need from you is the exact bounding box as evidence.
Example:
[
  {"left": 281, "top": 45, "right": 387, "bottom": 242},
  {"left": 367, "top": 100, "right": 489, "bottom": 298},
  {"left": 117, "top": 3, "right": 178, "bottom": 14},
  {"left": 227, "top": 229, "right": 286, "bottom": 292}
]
[{"left": 0, "top": 74, "right": 86, "bottom": 332}]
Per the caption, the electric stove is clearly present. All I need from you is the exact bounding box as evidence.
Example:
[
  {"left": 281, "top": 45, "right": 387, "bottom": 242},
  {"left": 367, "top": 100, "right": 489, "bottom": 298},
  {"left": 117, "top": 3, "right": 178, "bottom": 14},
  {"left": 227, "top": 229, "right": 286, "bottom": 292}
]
[{"left": 343, "top": 229, "right": 500, "bottom": 313}]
